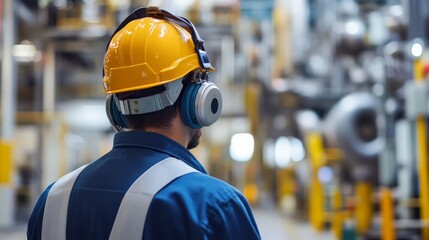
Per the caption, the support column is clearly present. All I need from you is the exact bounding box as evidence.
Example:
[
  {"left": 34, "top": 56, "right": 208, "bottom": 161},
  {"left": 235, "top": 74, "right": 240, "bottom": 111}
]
[
  {"left": 414, "top": 56, "right": 429, "bottom": 240},
  {"left": 0, "top": 0, "right": 16, "bottom": 228},
  {"left": 41, "top": 42, "right": 59, "bottom": 188}
]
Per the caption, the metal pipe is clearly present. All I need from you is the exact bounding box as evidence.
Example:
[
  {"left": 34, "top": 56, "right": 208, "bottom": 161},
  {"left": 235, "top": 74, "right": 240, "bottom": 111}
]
[
  {"left": 41, "top": 42, "right": 59, "bottom": 188},
  {"left": 0, "top": 0, "right": 16, "bottom": 228},
  {"left": 0, "top": 0, "right": 3, "bottom": 46},
  {"left": 408, "top": 0, "right": 426, "bottom": 40},
  {"left": 1, "top": 0, "right": 15, "bottom": 139}
]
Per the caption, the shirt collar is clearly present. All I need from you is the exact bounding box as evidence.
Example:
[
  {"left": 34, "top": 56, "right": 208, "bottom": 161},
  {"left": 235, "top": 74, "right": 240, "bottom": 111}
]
[{"left": 113, "top": 130, "right": 207, "bottom": 174}]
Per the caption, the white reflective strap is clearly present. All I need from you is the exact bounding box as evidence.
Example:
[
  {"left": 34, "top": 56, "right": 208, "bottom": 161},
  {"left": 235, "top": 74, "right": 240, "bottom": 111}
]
[
  {"left": 109, "top": 157, "right": 197, "bottom": 240},
  {"left": 41, "top": 164, "right": 89, "bottom": 240}
]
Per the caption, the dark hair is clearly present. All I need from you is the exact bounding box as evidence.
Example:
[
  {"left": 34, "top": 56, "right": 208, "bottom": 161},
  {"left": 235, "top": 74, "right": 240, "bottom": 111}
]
[{"left": 115, "top": 72, "right": 194, "bottom": 130}]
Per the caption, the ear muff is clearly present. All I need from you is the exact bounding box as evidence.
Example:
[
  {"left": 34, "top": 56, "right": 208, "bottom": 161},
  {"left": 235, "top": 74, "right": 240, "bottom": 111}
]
[
  {"left": 105, "top": 94, "right": 128, "bottom": 132},
  {"left": 181, "top": 81, "right": 222, "bottom": 129}
]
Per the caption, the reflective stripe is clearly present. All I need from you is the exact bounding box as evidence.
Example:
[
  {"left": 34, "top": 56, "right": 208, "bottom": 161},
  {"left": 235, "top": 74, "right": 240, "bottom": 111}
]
[
  {"left": 109, "top": 157, "right": 197, "bottom": 240},
  {"left": 41, "top": 164, "right": 89, "bottom": 240}
]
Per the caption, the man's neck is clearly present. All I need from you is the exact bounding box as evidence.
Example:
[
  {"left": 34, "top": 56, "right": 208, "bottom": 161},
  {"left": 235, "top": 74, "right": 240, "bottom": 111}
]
[{"left": 143, "top": 117, "right": 190, "bottom": 148}]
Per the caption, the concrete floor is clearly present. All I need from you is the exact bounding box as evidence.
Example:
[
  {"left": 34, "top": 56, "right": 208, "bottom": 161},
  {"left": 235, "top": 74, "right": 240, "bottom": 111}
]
[
  {"left": 254, "top": 209, "right": 335, "bottom": 240},
  {"left": 0, "top": 224, "right": 27, "bottom": 240},
  {"left": 0, "top": 208, "right": 335, "bottom": 240}
]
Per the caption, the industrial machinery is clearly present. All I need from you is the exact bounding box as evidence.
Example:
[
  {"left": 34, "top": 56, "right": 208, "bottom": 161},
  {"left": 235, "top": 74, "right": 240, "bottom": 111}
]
[{"left": 1, "top": 1, "right": 429, "bottom": 240}]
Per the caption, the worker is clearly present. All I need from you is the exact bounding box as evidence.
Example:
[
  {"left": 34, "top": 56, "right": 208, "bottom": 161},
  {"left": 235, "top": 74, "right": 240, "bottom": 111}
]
[{"left": 27, "top": 6, "right": 261, "bottom": 240}]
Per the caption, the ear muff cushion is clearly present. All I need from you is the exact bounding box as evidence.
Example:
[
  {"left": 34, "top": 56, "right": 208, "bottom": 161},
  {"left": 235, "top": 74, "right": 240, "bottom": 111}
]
[
  {"left": 106, "top": 95, "right": 128, "bottom": 130},
  {"left": 181, "top": 83, "right": 203, "bottom": 129},
  {"left": 112, "top": 101, "right": 128, "bottom": 129},
  {"left": 194, "top": 82, "right": 222, "bottom": 126}
]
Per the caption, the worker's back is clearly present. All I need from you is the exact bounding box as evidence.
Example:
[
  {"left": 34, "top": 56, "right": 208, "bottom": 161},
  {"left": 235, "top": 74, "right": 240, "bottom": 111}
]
[{"left": 27, "top": 131, "right": 261, "bottom": 240}]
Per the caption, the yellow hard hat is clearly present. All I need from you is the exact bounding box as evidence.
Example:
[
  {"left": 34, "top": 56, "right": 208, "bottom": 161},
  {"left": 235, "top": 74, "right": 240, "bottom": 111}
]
[{"left": 103, "top": 14, "right": 213, "bottom": 94}]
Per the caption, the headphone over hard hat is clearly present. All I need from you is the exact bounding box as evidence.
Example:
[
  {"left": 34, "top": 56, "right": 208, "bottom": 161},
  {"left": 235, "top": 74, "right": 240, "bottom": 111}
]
[{"left": 103, "top": 6, "right": 222, "bottom": 132}]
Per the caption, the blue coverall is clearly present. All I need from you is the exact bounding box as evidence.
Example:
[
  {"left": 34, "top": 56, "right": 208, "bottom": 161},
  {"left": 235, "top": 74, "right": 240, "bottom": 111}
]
[{"left": 27, "top": 131, "right": 261, "bottom": 239}]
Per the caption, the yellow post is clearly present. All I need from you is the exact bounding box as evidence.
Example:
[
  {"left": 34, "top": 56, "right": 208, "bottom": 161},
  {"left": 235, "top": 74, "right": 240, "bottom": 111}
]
[
  {"left": 355, "top": 182, "right": 373, "bottom": 234},
  {"left": 414, "top": 58, "right": 429, "bottom": 240},
  {"left": 331, "top": 186, "right": 343, "bottom": 239},
  {"left": 0, "top": 140, "right": 13, "bottom": 184},
  {"left": 380, "top": 188, "right": 395, "bottom": 240},
  {"left": 307, "top": 133, "right": 326, "bottom": 231}
]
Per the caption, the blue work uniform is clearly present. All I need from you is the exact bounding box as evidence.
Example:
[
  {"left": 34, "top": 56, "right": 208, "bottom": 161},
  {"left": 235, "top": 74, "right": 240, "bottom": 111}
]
[{"left": 27, "top": 131, "right": 261, "bottom": 239}]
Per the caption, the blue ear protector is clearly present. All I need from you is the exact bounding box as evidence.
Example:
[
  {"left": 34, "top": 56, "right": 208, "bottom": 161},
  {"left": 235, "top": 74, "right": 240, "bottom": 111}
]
[
  {"left": 106, "top": 77, "right": 223, "bottom": 131},
  {"left": 105, "top": 7, "right": 222, "bottom": 131},
  {"left": 181, "top": 83, "right": 201, "bottom": 129},
  {"left": 106, "top": 94, "right": 128, "bottom": 132},
  {"left": 181, "top": 73, "right": 222, "bottom": 129}
]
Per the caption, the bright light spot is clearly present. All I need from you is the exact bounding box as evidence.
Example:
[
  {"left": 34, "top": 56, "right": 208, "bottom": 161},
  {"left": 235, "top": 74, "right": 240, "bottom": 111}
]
[
  {"left": 385, "top": 98, "right": 397, "bottom": 114},
  {"left": 271, "top": 78, "right": 288, "bottom": 92},
  {"left": 274, "top": 136, "right": 291, "bottom": 168},
  {"left": 389, "top": 5, "right": 403, "bottom": 17},
  {"left": 60, "top": 100, "right": 111, "bottom": 131},
  {"left": 318, "top": 166, "right": 334, "bottom": 184},
  {"left": 290, "top": 137, "right": 305, "bottom": 162},
  {"left": 263, "top": 140, "right": 276, "bottom": 167},
  {"left": 230, "top": 133, "right": 254, "bottom": 162},
  {"left": 411, "top": 42, "right": 423, "bottom": 57},
  {"left": 13, "top": 41, "right": 39, "bottom": 62},
  {"left": 295, "top": 110, "right": 320, "bottom": 132},
  {"left": 345, "top": 21, "right": 360, "bottom": 35}
]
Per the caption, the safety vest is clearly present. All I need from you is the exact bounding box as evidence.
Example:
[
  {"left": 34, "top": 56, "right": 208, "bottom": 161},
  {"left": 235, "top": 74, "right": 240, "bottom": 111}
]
[{"left": 41, "top": 157, "right": 197, "bottom": 240}]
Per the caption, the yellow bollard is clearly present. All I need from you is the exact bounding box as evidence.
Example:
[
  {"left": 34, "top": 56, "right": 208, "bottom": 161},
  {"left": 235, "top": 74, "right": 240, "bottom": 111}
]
[
  {"left": 380, "top": 188, "right": 395, "bottom": 240},
  {"left": 413, "top": 57, "right": 429, "bottom": 240},
  {"left": 355, "top": 182, "right": 373, "bottom": 234},
  {"left": 243, "top": 183, "right": 259, "bottom": 206},
  {"left": 0, "top": 140, "right": 13, "bottom": 184},
  {"left": 331, "top": 186, "right": 343, "bottom": 239},
  {"left": 307, "top": 133, "right": 326, "bottom": 231}
]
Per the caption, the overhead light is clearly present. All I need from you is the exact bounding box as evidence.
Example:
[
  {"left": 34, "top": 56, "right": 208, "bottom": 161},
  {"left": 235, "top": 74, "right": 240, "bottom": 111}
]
[
  {"left": 408, "top": 38, "right": 425, "bottom": 59},
  {"left": 13, "top": 41, "right": 40, "bottom": 62},
  {"left": 290, "top": 137, "right": 305, "bottom": 162},
  {"left": 318, "top": 166, "right": 334, "bottom": 184},
  {"left": 230, "top": 133, "right": 254, "bottom": 162},
  {"left": 411, "top": 42, "right": 423, "bottom": 58},
  {"left": 274, "top": 136, "right": 291, "bottom": 168},
  {"left": 389, "top": 5, "right": 403, "bottom": 17},
  {"left": 263, "top": 139, "right": 276, "bottom": 167},
  {"left": 59, "top": 100, "right": 111, "bottom": 131},
  {"left": 271, "top": 136, "right": 306, "bottom": 168},
  {"left": 344, "top": 19, "right": 364, "bottom": 36}
]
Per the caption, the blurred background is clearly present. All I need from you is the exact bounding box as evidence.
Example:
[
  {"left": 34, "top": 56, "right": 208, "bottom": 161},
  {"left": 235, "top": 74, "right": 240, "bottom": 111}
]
[{"left": 1, "top": 0, "right": 429, "bottom": 239}]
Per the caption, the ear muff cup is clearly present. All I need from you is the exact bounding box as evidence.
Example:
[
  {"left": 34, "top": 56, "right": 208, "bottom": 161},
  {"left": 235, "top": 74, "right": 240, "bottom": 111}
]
[
  {"left": 106, "top": 94, "right": 128, "bottom": 132},
  {"left": 181, "top": 83, "right": 202, "bottom": 129},
  {"left": 181, "top": 81, "right": 222, "bottom": 129}
]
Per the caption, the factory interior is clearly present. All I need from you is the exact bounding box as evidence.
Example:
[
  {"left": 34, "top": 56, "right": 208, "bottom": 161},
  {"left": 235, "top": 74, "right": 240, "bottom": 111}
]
[{"left": 1, "top": 0, "right": 429, "bottom": 239}]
